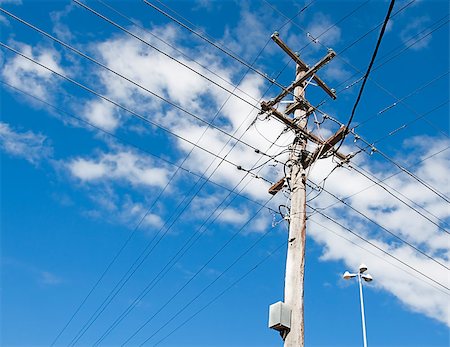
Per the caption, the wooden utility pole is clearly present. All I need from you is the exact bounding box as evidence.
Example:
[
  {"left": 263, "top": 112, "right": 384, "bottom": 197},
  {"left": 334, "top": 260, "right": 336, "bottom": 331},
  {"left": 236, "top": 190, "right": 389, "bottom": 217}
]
[
  {"left": 283, "top": 66, "right": 307, "bottom": 347},
  {"left": 265, "top": 33, "right": 348, "bottom": 347}
]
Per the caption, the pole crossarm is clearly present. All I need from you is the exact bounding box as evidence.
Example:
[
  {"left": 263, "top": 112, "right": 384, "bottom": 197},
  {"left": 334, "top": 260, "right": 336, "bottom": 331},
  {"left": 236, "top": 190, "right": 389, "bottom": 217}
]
[
  {"left": 259, "top": 102, "right": 348, "bottom": 163},
  {"left": 271, "top": 32, "right": 337, "bottom": 99},
  {"left": 307, "top": 125, "right": 349, "bottom": 163}
]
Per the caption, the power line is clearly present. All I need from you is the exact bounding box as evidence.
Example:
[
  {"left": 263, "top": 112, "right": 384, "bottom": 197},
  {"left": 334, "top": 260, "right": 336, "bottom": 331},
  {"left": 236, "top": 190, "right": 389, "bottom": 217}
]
[
  {"left": 141, "top": 0, "right": 330, "bottom": 113},
  {"left": 348, "top": 163, "right": 449, "bottom": 234},
  {"left": 90, "top": 85, "right": 286, "bottom": 347},
  {"left": 64, "top": 51, "right": 279, "bottom": 347},
  {"left": 310, "top": 144, "right": 450, "bottom": 228},
  {"left": 308, "top": 206, "right": 450, "bottom": 291},
  {"left": 325, "top": 98, "right": 450, "bottom": 208},
  {"left": 0, "top": 79, "right": 276, "bottom": 214},
  {"left": 354, "top": 71, "right": 449, "bottom": 130},
  {"left": 1, "top": 78, "right": 279, "bottom": 346},
  {"left": 130, "top": 198, "right": 277, "bottom": 346},
  {"left": 0, "top": 9, "right": 282, "bottom": 165},
  {"left": 0, "top": 42, "right": 280, "bottom": 173},
  {"left": 306, "top": 180, "right": 449, "bottom": 270},
  {"left": 322, "top": 14, "right": 450, "bottom": 139},
  {"left": 308, "top": 218, "right": 450, "bottom": 295},
  {"left": 151, "top": 240, "right": 287, "bottom": 347},
  {"left": 63, "top": 34, "right": 290, "bottom": 344}
]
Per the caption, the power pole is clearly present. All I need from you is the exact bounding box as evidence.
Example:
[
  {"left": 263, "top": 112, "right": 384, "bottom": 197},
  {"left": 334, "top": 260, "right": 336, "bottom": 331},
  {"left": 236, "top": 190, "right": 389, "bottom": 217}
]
[
  {"left": 265, "top": 33, "right": 348, "bottom": 347},
  {"left": 283, "top": 66, "right": 307, "bottom": 347}
]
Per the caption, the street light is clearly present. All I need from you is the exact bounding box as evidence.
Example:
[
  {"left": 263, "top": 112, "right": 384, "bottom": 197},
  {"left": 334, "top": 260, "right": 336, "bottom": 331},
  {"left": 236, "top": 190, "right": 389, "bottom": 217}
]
[{"left": 343, "top": 264, "right": 373, "bottom": 347}]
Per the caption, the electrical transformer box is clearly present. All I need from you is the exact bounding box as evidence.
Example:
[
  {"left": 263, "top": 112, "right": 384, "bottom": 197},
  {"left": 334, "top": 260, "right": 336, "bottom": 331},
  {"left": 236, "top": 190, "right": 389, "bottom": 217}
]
[{"left": 268, "top": 301, "right": 291, "bottom": 331}]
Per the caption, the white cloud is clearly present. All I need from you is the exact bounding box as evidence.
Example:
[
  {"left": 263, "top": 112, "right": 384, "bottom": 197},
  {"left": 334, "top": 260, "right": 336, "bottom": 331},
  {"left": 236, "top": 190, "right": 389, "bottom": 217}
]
[
  {"left": 68, "top": 150, "right": 171, "bottom": 189},
  {"left": 1, "top": 41, "right": 64, "bottom": 100},
  {"left": 0, "top": 122, "right": 52, "bottom": 164},
  {"left": 217, "top": 207, "right": 250, "bottom": 225},
  {"left": 81, "top": 99, "right": 120, "bottom": 132}
]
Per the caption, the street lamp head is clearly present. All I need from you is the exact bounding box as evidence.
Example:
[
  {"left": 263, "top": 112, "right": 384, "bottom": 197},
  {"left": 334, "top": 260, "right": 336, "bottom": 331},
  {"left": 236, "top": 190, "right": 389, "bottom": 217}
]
[
  {"left": 343, "top": 271, "right": 357, "bottom": 280},
  {"left": 362, "top": 273, "right": 373, "bottom": 282},
  {"left": 359, "top": 263, "right": 368, "bottom": 273}
]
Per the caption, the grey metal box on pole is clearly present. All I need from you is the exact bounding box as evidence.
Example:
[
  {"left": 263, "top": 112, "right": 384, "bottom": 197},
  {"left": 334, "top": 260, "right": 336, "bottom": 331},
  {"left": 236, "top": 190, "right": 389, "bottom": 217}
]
[{"left": 268, "top": 301, "right": 291, "bottom": 331}]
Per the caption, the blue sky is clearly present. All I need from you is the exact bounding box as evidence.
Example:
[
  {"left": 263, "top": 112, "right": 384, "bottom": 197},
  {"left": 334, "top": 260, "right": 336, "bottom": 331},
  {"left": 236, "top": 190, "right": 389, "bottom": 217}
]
[{"left": 0, "top": 0, "right": 449, "bottom": 346}]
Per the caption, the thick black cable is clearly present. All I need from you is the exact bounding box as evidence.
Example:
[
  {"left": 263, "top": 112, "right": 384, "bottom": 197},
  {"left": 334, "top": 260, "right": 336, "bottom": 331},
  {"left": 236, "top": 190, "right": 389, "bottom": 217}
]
[{"left": 335, "top": 0, "right": 396, "bottom": 152}]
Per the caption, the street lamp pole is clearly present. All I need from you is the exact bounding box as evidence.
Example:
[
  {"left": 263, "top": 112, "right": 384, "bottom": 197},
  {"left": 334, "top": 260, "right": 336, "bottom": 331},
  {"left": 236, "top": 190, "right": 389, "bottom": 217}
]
[
  {"left": 357, "top": 271, "right": 368, "bottom": 347},
  {"left": 343, "top": 264, "right": 373, "bottom": 347}
]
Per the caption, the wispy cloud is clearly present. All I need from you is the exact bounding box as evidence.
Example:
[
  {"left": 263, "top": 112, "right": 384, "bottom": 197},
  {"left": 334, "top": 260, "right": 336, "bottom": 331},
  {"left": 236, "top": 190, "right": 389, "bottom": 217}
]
[
  {"left": 0, "top": 122, "right": 53, "bottom": 164},
  {"left": 39, "top": 271, "right": 63, "bottom": 286},
  {"left": 399, "top": 16, "right": 432, "bottom": 51}
]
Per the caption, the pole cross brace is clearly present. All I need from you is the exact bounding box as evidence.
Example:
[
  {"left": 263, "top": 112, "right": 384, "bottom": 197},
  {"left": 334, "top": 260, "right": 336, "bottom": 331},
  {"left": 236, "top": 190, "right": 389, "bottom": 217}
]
[
  {"left": 271, "top": 32, "right": 337, "bottom": 99},
  {"left": 306, "top": 126, "right": 349, "bottom": 166}
]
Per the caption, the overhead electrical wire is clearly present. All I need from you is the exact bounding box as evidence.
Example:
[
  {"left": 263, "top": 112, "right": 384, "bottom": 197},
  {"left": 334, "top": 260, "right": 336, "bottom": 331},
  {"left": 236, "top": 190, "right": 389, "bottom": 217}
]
[
  {"left": 0, "top": 42, "right": 283, "bottom": 175},
  {"left": 266, "top": 0, "right": 449, "bottom": 146},
  {"left": 62, "top": 31, "right": 292, "bottom": 345},
  {"left": 151, "top": 241, "right": 287, "bottom": 347},
  {"left": 0, "top": 7, "right": 306, "bottom": 342},
  {"left": 91, "top": 0, "right": 260, "bottom": 105},
  {"left": 142, "top": 0, "right": 310, "bottom": 85},
  {"left": 2, "top": 0, "right": 446, "bottom": 344},
  {"left": 347, "top": 162, "right": 449, "bottom": 234},
  {"left": 306, "top": 181, "right": 449, "bottom": 269},
  {"left": 319, "top": 14, "right": 450, "bottom": 138},
  {"left": 355, "top": 136, "right": 450, "bottom": 204},
  {"left": 150, "top": 211, "right": 448, "bottom": 346},
  {"left": 0, "top": 8, "right": 285, "bottom": 167},
  {"left": 90, "top": 68, "right": 295, "bottom": 346},
  {"left": 308, "top": 206, "right": 450, "bottom": 291},
  {"left": 0, "top": 13, "right": 283, "bottom": 343},
  {"left": 0, "top": 79, "right": 277, "bottom": 216},
  {"left": 323, "top": 98, "right": 450, "bottom": 211},
  {"left": 307, "top": 219, "right": 450, "bottom": 295},
  {"left": 354, "top": 71, "right": 449, "bottom": 130},
  {"left": 140, "top": 0, "right": 336, "bottom": 115},
  {"left": 311, "top": 144, "right": 450, "bottom": 228},
  {"left": 123, "top": 195, "right": 276, "bottom": 346},
  {"left": 64, "top": 46, "right": 279, "bottom": 347},
  {"left": 0, "top": 80, "right": 285, "bottom": 347},
  {"left": 89, "top": 100, "right": 280, "bottom": 347}
]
